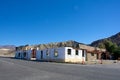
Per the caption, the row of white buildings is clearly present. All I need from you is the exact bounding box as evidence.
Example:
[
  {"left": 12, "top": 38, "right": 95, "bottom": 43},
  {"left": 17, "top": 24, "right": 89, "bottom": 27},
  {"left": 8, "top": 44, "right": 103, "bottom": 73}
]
[
  {"left": 15, "top": 41, "right": 106, "bottom": 63},
  {"left": 15, "top": 47, "right": 86, "bottom": 63}
]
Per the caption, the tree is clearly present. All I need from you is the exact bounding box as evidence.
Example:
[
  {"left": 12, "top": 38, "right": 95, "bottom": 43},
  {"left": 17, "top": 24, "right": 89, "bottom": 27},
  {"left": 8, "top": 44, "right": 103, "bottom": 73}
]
[
  {"left": 104, "top": 40, "right": 115, "bottom": 54},
  {"left": 98, "top": 43, "right": 105, "bottom": 49},
  {"left": 109, "top": 43, "right": 118, "bottom": 53},
  {"left": 113, "top": 46, "right": 120, "bottom": 59},
  {"left": 104, "top": 40, "right": 120, "bottom": 59}
]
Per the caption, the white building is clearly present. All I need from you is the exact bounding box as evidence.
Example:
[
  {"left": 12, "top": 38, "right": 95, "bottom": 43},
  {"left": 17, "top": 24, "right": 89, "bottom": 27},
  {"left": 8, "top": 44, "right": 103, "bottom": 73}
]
[
  {"left": 36, "top": 47, "right": 86, "bottom": 63},
  {"left": 15, "top": 49, "right": 36, "bottom": 60},
  {"left": 15, "top": 47, "right": 86, "bottom": 63}
]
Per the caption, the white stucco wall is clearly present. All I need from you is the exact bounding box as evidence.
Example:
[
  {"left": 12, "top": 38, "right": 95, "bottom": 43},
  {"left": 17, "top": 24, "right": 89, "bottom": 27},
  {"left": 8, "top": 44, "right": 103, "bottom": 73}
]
[
  {"left": 15, "top": 51, "right": 19, "bottom": 58},
  {"left": 15, "top": 50, "right": 33, "bottom": 60},
  {"left": 15, "top": 50, "right": 23, "bottom": 59},
  {"left": 64, "top": 47, "right": 86, "bottom": 62},
  {"left": 49, "top": 47, "right": 65, "bottom": 60},
  {"left": 36, "top": 49, "right": 47, "bottom": 60},
  {"left": 26, "top": 50, "right": 32, "bottom": 60},
  {"left": 36, "top": 47, "right": 65, "bottom": 61},
  {"left": 36, "top": 50, "right": 41, "bottom": 60}
]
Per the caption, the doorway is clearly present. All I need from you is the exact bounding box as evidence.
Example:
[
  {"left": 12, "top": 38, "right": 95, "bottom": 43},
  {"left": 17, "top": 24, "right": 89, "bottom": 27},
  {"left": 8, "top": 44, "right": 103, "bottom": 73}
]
[
  {"left": 41, "top": 51, "right": 43, "bottom": 59},
  {"left": 32, "top": 49, "right": 36, "bottom": 58}
]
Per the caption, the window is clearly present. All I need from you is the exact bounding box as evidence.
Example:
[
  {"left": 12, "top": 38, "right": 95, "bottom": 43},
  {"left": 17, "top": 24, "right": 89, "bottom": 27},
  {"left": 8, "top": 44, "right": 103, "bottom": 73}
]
[
  {"left": 68, "top": 49, "right": 71, "bottom": 55},
  {"left": 18, "top": 53, "right": 20, "bottom": 57},
  {"left": 82, "top": 50, "right": 84, "bottom": 57},
  {"left": 54, "top": 49, "right": 58, "bottom": 57},
  {"left": 41, "top": 51, "right": 43, "bottom": 59},
  {"left": 23, "top": 52, "right": 27, "bottom": 57},
  {"left": 41, "top": 51, "right": 43, "bottom": 54},
  {"left": 46, "top": 50, "right": 49, "bottom": 56},
  {"left": 91, "top": 53, "right": 94, "bottom": 56},
  {"left": 76, "top": 50, "right": 79, "bottom": 55}
]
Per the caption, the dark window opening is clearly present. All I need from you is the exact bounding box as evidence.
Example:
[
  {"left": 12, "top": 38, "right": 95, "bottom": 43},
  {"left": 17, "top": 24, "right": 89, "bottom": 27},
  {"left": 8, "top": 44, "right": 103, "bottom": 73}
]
[
  {"left": 23, "top": 52, "right": 27, "bottom": 57},
  {"left": 46, "top": 50, "right": 49, "bottom": 56},
  {"left": 91, "top": 53, "right": 94, "bottom": 56},
  {"left": 18, "top": 53, "right": 20, "bottom": 57},
  {"left": 76, "top": 50, "right": 79, "bottom": 55},
  {"left": 68, "top": 49, "right": 71, "bottom": 55},
  {"left": 82, "top": 50, "right": 85, "bottom": 57},
  {"left": 41, "top": 51, "right": 43, "bottom": 59}
]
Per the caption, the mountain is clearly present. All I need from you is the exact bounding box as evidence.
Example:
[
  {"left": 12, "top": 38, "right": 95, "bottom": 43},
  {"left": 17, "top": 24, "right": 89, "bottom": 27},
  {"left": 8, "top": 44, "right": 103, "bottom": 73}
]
[
  {"left": 0, "top": 45, "right": 15, "bottom": 49},
  {"left": 0, "top": 45, "right": 16, "bottom": 57},
  {"left": 18, "top": 40, "right": 84, "bottom": 50},
  {"left": 90, "top": 32, "right": 120, "bottom": 47}
]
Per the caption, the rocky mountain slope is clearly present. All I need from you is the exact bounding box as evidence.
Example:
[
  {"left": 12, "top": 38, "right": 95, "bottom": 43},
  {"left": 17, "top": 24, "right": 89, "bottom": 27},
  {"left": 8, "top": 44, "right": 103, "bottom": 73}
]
[{"left": 90, "top": 32, "right": 120, "bottom": 47}]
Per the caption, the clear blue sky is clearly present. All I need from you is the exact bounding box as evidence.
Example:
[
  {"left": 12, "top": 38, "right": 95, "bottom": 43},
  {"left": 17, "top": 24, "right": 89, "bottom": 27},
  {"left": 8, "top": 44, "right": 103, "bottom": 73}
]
[{"left": 0, "top": 0, "right": 120, "bottom": 46}]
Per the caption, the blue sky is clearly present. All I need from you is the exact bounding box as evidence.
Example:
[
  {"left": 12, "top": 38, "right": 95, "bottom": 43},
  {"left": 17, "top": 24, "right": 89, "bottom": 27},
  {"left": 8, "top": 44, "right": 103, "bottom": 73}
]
[{"left": 0, "top": 0, "right": 120, "bottom": 46}]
